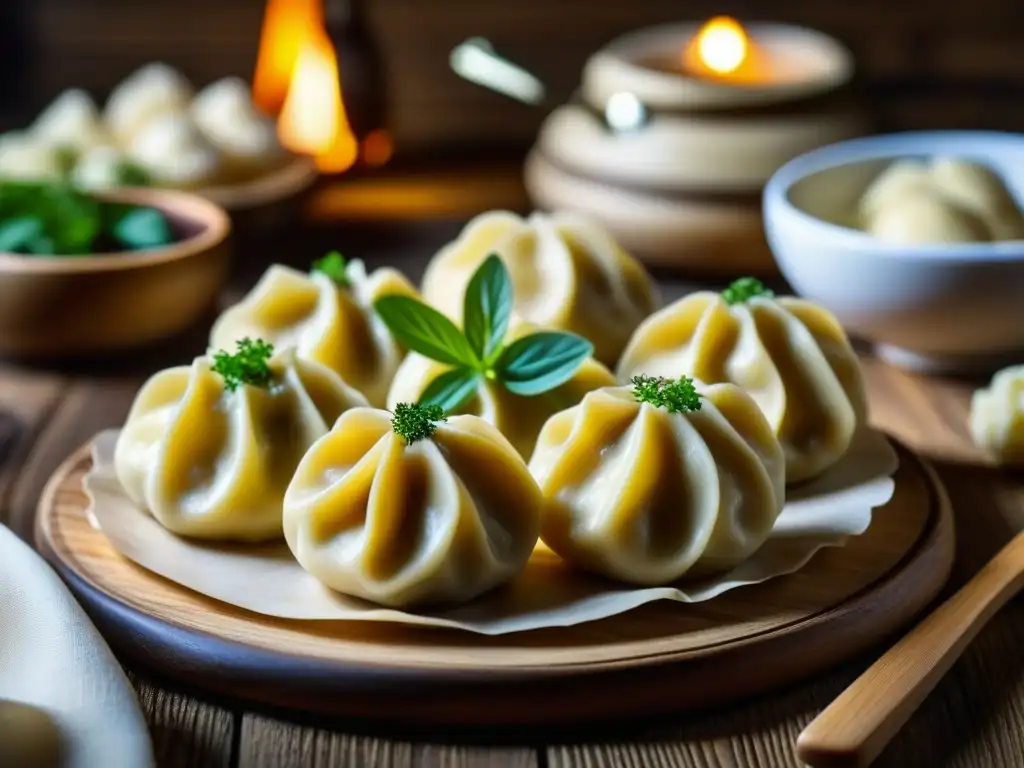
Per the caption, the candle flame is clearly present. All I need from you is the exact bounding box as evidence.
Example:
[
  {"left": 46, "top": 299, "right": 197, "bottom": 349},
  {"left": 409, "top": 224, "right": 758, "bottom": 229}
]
[
  {"left": 252, "top": 0, "right": 321, "bottom": 115},
  {"left": 277, "top": 24, "right": 359, "bottom": 174},
  {"left": 691, "top": 16, "right": 749, "bottom": 75}
]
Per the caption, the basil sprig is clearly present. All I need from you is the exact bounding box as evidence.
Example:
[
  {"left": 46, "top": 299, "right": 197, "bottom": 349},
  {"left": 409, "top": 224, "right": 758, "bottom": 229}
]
[{"left": 374, "top": 254, "right": 593, "bottom": 413}]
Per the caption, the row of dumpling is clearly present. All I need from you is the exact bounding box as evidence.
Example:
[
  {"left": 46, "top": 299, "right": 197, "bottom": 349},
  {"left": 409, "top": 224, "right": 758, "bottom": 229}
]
[
  {"left": 210, "top": 210, "right": 867, "bottom": 480},
  {"left": 0, "top": 63, "right": 288, "bottom": 190},
  {"left": 113, "top": 210, "right": 868, "bottom": 609}
]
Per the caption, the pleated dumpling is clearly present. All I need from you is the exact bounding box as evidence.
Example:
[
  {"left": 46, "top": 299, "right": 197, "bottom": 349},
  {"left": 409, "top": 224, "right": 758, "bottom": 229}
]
[
  {"left": 283, "top": 404, "right": 542, "bottom": 608},
  {"left": 421, "top": 210, "right": 658, "bottom": 366},
  {"left": 386, "top": 321, "right": 616, "bottom": 460},
  {"left": 970, "top": 364, "right": 1024, "bottom": 465},
  {"left": 210, "top": 255, "right": 418, "bottom": 407},
  {"left": 114, "top": 341, "right": 368, "bottom": 541},
  {"left": 529, "top": 377, "right": 785, "bottom": 585},
  {"left": 617, "top": 278, "right": 867, "bottom": 483}
]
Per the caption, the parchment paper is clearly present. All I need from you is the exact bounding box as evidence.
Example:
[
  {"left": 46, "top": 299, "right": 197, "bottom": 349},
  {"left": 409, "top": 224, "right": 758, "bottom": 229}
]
[{"left": 84, "top": 428, "right": 898, "bottom": 636}]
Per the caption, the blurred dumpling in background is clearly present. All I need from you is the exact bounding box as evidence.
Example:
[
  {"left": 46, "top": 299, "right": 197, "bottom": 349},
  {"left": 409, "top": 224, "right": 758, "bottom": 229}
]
[
  {"left": 71, "top": 146, "right": 147, "bottom": 190},
  {"left": 105, "top": 63, "right": 194, "bottom": 143},
  {"left": 618, "top": 279, "right": 867, "bottom": 484},
  {"left": 930, "top": 157, "right": 1024, "bottom": 241},
  {"left": 0, "top": 133, "right": 62, "bottom": 181},
  {"left": 868, "top": 189, "right": 992, "bottom": 245},
  {"left": 970, "top": 364, "right": 1024, "bottom": 465},
  {"left": 191, "top": 77, "right": 288, "bottom": 181},
  {"left": 210, "top": 257, "right": 419, "bottom": 407},
  {"left": 126, "top": 113, "right": 222, "bottom": 189},
  {"left": 858, "top": 159, "right": 931, "bottom": 227},
  {"left": 421, "top": 211, "right": 658, "bottom": 367},
  {"left": 30, "top": 89, "right": 112, "bottom": 152}
]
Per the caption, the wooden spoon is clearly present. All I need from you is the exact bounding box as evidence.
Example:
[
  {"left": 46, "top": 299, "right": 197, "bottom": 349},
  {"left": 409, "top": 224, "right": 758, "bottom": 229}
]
[{"left": 798, "top": 528, "right": 1024, "bottom": 767}]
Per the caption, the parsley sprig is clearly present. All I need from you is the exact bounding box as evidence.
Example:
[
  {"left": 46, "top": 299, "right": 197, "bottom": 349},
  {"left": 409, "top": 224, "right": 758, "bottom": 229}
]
[
  {"left": 721, "top": 277, "right": 773, "bottom": 306},
  {"left": 373, "top": 254, "right": 594, "bottom": 414},
  {"left": 391, "top": 403, "right": 447, "bottom": 444},
  {"left": 631, "top": 375, "right": 702, "bottom": 413},
  {"left": 211, "top": 337, "right": 275, "bottom": 392},
  {"left": 311, "top": 251, "right": 349, "bottom": 287}
]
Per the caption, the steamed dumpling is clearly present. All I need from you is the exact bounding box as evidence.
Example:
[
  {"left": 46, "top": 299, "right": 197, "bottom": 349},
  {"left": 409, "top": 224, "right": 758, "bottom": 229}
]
[
  {"left": 421, "top": 211, "right": 658, "bottom": 367},
  {"left": 191, "top": 77, "right": 287, "bottom": 179},
  {"left": 283, "top": 407, "right": 542, "bottom": 608},
  {"left": 31, "top": 89, "right": 112, "bottom": 152},
  {"left": 529, "top": 383, "right": 784, "bottom": 585},
  {"left": 114, "top": 347, "right": 368, "bottom": 541},
  {"left": 868, "top": 190, "right": 992, "bottom": 245},
  {"left": 71, "top": 146, "right": 136, "bottom": 190},
  {"left": 970, "top": 364, "right": 1024, "bottom": 465},
  {"left": 105, "top": 62, "right": 194, "bottom": 142},
  {"left": 126, "top": 113, "right": 222, "bottom": 188},
  {"left": 0, "top": 133, "right": 62, "bottom": 181},
  {"left": 930, "top": 157, "right": 1024, "bottom": 240},
  {"left": 858, "top": 159, "right": 931, "bottom": 225},
  {"left": 617, "top": 287, "right": 867, "bottom": 483},
  {"left": 387, "top": 322, "right": 617, "bottom": 460},
  {"left": 210, "top": 262, "right": 418, "bottom": 407}
]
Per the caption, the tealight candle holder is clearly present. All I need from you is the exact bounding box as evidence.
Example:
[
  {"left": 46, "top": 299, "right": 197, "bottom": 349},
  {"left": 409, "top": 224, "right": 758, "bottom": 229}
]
[{"left": 525, "top": 19, "right": 870, "bottom": 276}]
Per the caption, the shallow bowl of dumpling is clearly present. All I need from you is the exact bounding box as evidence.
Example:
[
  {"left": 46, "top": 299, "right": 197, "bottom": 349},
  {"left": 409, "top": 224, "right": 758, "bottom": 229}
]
[
  {"left": 764, "top": 130, "right": 1024, "bottom": 374},
  {"left": 0, "top": 187, "right": 230, "bottom": 360}
]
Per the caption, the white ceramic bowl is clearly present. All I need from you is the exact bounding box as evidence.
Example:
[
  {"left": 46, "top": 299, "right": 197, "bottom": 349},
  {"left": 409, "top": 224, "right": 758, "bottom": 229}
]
[{"left": 764, "top": 130, "right": 1024, "bottom": 374}]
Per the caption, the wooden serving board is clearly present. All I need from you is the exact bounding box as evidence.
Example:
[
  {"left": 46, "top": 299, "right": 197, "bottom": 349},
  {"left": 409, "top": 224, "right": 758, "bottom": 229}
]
[{"left": 35, "top": 438, "right": 953, "bottom": 728}]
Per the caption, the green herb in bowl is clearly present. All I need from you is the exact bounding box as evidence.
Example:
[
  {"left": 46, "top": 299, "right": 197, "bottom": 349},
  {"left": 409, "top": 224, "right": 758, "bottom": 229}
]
[{"left": 0, "top": 180, "right": 177, "bottom": 256}]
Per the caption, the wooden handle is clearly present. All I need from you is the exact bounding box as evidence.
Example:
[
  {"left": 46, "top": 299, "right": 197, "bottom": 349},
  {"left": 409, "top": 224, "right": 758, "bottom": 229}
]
[{"left": 797, "top": 532, "right": 1024, "bottom": 768}]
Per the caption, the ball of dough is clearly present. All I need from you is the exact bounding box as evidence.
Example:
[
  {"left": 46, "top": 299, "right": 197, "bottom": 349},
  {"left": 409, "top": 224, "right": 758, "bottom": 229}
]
[
  {"left": 868, "top": 190, "right": 993, "bottom": 245},
  {"left": 71, "top": 146, "right": 129, "bottom": 190},
  {"left": 126, "top": 113, "right": 222, "bottom": 188},
  {"left": 0, "top": 132, "right": 62, "bottom": 181},
  {"left": 970, "top": 364, "right": 1024, "bottom": 465},
  {"left": 190, "top": 77, "right": 287, "bottom": 179},
  {"left": 859, "top": 159, "right": 932, "bottom": 227},
  {"left": 930, "top": 157, "right": 1024, "bottom": 241},
  {"left": 105, "top": 62, "right": 194, "bottom": 143},
  {"left": 31, "top": 89, "right": 111, "bottom": 152}
]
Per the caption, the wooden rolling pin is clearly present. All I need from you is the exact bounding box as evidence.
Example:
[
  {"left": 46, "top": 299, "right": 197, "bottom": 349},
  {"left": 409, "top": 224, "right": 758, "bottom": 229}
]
[{"left": 797, "top": 529, "right": 1024, "bottom": 767}]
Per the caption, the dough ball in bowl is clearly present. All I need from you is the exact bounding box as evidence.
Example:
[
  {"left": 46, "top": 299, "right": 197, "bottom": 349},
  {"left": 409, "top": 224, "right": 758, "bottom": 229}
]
[{"left": 868, "top": 190, "right": 993, "bottom": 245}]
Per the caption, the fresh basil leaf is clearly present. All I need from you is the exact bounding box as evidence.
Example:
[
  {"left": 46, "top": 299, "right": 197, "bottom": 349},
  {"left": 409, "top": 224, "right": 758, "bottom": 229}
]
[
  {"left": 113, "top": 207, "right": 173, "bottom": 250},
  {"left": 374, "top": 295, "right": 480, "bottom": 368},
  {"left": 463, "top": 254, "right": 513, "bottom": 364},
  {"left": 418, "top": 367, "right": 480, "bottom": 414},
  {"left": 495, "top": 331, "right": 594, "bottom": 396},
  {"left": 0, "top": 216, "right": 44, "bottom": 252}
]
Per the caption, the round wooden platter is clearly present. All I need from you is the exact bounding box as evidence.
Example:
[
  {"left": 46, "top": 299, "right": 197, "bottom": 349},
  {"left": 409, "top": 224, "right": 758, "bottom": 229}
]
[{"left": 35, "top": 438, "right": 954, "bottom": 728}]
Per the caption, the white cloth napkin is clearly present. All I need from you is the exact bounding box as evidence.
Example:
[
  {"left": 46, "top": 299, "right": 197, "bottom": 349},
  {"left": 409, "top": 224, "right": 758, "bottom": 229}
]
[{"left": 0, "top": 524, "right": 154, "bottom": 768}]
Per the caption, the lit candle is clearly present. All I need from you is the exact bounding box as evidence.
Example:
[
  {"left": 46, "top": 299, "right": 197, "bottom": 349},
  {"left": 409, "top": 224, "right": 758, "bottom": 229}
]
[{"left": 681, "top": 16, "right": 771, "bottom": 84}]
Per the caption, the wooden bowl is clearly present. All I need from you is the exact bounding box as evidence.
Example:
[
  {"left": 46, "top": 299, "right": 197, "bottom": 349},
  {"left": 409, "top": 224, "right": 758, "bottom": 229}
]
[
  {"left": 0, "top": 187, "right": 231, "bottom": 361},
  {"left": 197, "top": 155, "right": 319, "bottom": 238}
]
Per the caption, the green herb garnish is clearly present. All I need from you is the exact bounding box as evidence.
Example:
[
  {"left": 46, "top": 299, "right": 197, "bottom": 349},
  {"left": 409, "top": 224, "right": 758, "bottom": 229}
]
[
  {"left": 311, "top": 251, "right": 349, "bottom": 286},
  {"left": 211, "top": 338, "right": 275, "bottom": 392},
  {"left": 0, "top": 180, "right": 175, "bottom": 255},
  {"left": 374, "top": 254, "right": 593, "bottom": 414},
  {"left": 631, "top": 375, "right": 702, "bottom": 413},
  {"left": 722, "top": 277, "right": 773, "bottom": 306},
  {"left": 391, "top": 402, "right": 447, "bottom": 444}
]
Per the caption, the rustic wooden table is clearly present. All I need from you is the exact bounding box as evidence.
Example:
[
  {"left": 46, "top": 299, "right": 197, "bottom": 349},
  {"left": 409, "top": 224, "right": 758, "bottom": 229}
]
[{"left": 2, "top": 219, "right": 1023, "bottom": 767}]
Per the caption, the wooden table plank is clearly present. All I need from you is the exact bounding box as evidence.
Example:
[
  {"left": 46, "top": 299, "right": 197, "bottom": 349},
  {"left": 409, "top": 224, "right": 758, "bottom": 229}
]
[
  {"left": 237, "top": 716, "right": 539, "bottom": 768},
  {"left": 126, "top": 672, "right": 237, "bottom": 768}
]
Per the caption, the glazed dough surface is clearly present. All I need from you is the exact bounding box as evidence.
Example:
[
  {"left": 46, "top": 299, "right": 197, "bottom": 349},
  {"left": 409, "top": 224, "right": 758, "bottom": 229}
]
[
  {"left": 283, "top": 408, "right": 542, "bottom": 608},
  {"left": 529, "top": 384, "right": 785, "bottom": 585}
]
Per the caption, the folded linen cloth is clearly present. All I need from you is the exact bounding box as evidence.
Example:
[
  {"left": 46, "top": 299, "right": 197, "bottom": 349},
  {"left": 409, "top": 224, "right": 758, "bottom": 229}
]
[{"left": 0, "top": 524, "right": 153, "bottom": 768}]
